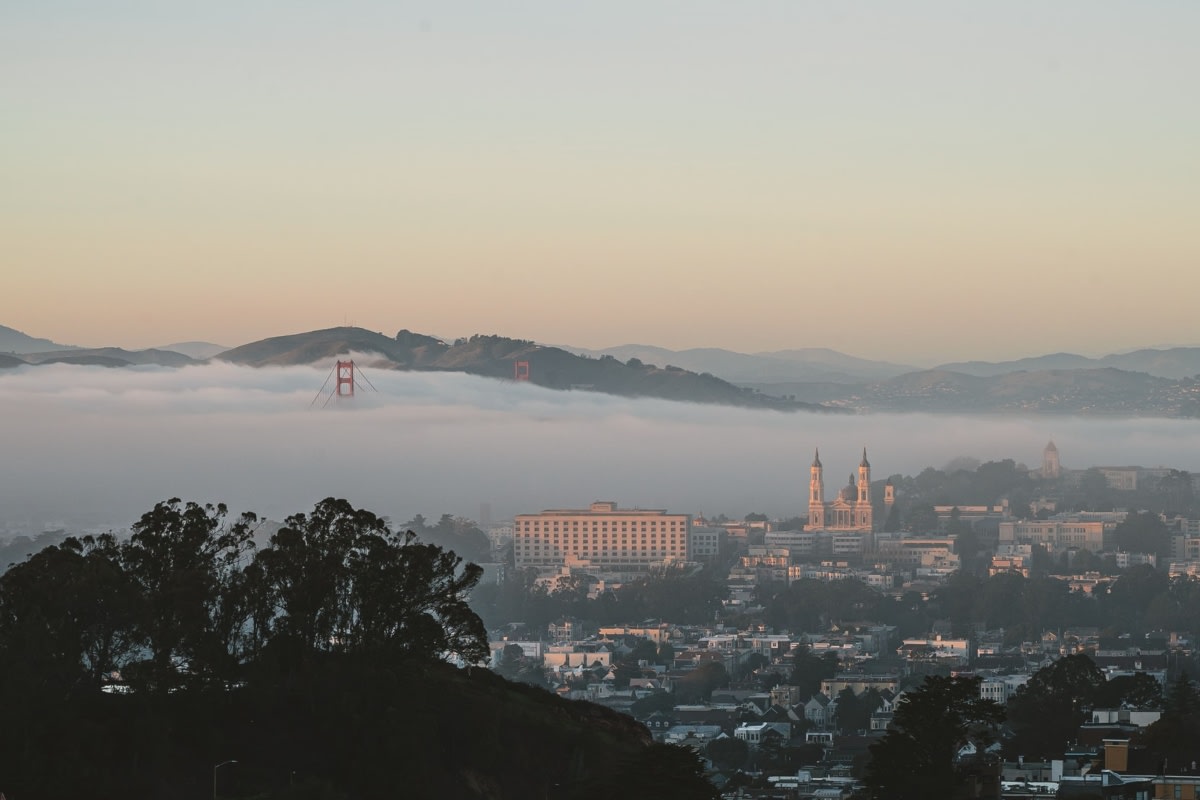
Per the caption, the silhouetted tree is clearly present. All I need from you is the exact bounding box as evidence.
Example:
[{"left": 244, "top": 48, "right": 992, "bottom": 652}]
[
  {"left": 1006, "top": 654, "right": 1104, "bottom": 759},
  {"left": 675, "top": 661, "right": 729, "bottom": 703},
  {"left": 705, "top": 736, "right": 749, "bottom": 771},
  {"left": 1113, "top": 511, "right": 1170, "bottom": 562},
  {"left": 1141, "top": 673, "right": 1200, "bottom": 772},
  {"left": 1094, "top": 672, "right": 1164, "bottom": 709},
  {"left": 865, "top": 676, "right": 1004, "bottom": 800},
  {"left": 120, "top": 499, "right": 257, "bottom": 691},
  {"left": 788, "top": 648, "right": 840, "bottom": 697},
  {"left": 255, "top": 498, "right": 487, "bottom": 665}
]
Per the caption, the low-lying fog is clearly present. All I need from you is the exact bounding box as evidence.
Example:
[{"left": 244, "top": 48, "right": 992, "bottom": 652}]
[{"left": 3, "top": 361, "right": 1199, "bottom": 533}]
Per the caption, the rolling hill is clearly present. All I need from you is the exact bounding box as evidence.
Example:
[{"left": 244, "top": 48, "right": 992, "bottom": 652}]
[
  {"left": 567, "top": 343, "right": 916, "bottom": 383},
  {"left": 20, "top": 347, "right": 197, "bottom": 367},
  {"left": 0, "top": 324, "right": 76, "bottom": 355},
  {"left": 794, "top": 367, "right": 1200, "bottom": 416},
  {"left": 217, "top": 327, "right": 833, "bottom": 412},
  {"left": 8, "top": 320, "right": 1200, "bottom": 417},
  {"left": 157, "top": 340, "right": 230, "bottom": 359},
  {"left": 936, "top": 348, "right": 1200, "bottom": 380}
]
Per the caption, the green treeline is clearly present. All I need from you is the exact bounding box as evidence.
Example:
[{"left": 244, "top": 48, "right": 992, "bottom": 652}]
[
  {"left": 0, "top": 498, "right": 715, "bottom": 800},
  {"left": 864, "top": 661, "right": 1200, "bottom": 799},
  {"left": 476, "top": 565, "right": 1200, "bottom": 645}
]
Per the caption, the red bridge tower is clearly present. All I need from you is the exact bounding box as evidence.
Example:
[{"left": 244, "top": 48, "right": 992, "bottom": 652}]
[{"left": 336, "top": 360, "right": 355, "bottom": 397}]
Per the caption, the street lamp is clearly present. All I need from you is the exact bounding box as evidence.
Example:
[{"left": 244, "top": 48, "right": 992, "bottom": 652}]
[{"left": 213, "top": 759, "right": 238, "bottom": 800}]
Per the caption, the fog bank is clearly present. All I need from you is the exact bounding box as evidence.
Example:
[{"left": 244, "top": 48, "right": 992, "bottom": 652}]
[{"left": 2, "top": 363, "right": 1198, "bottom": 532}]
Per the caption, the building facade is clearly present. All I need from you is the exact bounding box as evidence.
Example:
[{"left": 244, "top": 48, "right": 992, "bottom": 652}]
[
  {"left": 806, "top": 448, "right": 893, "bottom": 532},
  {"left": 514, "top": 501, "right": 691, "bottom": 571},
  {"left": 688, "top": 526, "right": 724, "bottom": 559},
  {"left": 998, "top": 516, "right": 1116, "bottom": 554}
]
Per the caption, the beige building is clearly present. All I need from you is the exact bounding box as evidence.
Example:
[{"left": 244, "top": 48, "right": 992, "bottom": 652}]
[
  {"left": 873, "top": 534, "right": 960, "bottom": 571},
  {"left": 598, "top": 625, "right": 673, "bottom": 644},
  {"left": 821, "top": 674, "right": 900, "bottom": 697},
  {"left": 514, "top": 501, "right": 691, "bottom": 571},
  {"left": 1097, "top": 467, "right": 1140, "bottom": 491},
  {"left": 997, "top": 517, "right": 1115, "bottom": 553}
]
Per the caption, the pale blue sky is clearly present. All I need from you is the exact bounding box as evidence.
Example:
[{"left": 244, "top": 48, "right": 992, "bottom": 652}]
[{"left": 3, "top": 1, "right": 1197, "bottom": 362}]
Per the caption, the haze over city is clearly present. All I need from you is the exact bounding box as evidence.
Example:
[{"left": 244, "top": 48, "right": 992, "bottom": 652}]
[
  {"left": 5, "top": 1, "right": 1199, "bottom": 364},
  {"left": 3, "top": 361, "right": 1199, "bottom": 532}
]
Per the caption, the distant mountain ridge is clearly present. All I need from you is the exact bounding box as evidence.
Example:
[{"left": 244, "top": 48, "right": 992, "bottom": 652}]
[
  {"left": 744, "top": 366, "right": 1200, "bottom": 417},
  {"left": 157, "top": 340, "right": 229, "bottom": 359},
  {"left": 0, "top": 346, "right": 196, "bottom": 369},
  {"left": 567, "top": 343, "right": 916, "bottom": 383},
  {"left": 7, "top": 320, "right": 1200, "bottom": 417},
  {"left": 0, "top": 324, "right": 76, "bottom": 355},
  {"left": 217, "top": 327, "right": 830, "bottom": 412},
  {"left": 22, "top": 347, "right": 197, "bottom": 368},
  {"left": 936, "top": 348, "right": 1200, "bottom": 380}
]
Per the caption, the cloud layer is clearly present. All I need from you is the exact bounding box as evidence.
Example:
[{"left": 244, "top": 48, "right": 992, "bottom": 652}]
[{"left": 3, "top": 362, "right": 1199, "bottom": 532}]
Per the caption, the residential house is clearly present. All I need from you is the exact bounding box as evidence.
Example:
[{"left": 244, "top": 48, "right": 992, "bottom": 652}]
[{"left": 734, "top": 721, "right": 792, "bottom": 748}]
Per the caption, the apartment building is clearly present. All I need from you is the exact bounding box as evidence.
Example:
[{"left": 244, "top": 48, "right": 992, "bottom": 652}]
[
  {"left": 873, "top": 534, "right": 961, "bottom": 572},
  {"left": 998, "top": 515, "right": 1119, "bottom": 554},
  {"left": 514, "top": 501, "right": 691, "bottom": 571}
]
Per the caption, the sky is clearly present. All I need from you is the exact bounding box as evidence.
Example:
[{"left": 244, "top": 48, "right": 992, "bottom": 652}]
[
  {"left": 3, "top": 362, "right": 1199, "bottom": 534},
  {"left": 3, "top": 1, "right": 1199, "bottom": 363}
]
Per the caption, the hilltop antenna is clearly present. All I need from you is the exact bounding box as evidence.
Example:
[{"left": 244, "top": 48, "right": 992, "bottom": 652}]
[{"left": 311, "top": 359, "right": 379, "bottom": 408}]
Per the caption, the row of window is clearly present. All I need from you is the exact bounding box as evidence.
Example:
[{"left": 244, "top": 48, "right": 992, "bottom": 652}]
[
  {"left": 522, "top": 547, "right": 681, "bottom": 553},
  {"left": 518, "top": 534, "right": 679, "bottom": 540},
  {"left": 521, "top": 523, "right": 683, "bottom": 530}
]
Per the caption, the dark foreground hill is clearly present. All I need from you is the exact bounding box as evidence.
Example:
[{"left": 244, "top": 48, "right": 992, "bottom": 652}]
[
  {"left": 0, "top": 655, "right": 712, "bottom": 800},
  {"left": 0, "top": 496, "right": 716, "bottom": 800},
  {"left": 217, "top": 326, "right": 833, "bottom": 412}
]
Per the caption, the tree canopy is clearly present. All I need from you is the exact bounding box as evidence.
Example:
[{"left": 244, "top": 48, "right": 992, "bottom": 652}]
[
  {"left": 0, "top": 497, "right": 594, "bottom": 799},
  {"left": 1005, "top": 654, "right": 1106, "bottom": 760},
  {"left": 865, "top": 676, "right": 1004, "bottom": 800}
]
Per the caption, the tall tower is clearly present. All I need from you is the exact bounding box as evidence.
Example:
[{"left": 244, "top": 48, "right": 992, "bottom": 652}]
[
  {"left": 1042, "top": 440, "right": 1061, "bottom": 479},
  {"left": 335, "top": 360, "right": 355, "bottom": 398},
  {"left": 857, "top": 448, "right": 871, "bottom": 504},
  {"left": 856, "top": 448, "right": 872, "bottom": 529},
  {"left": 808, "top": 449, "right": 825, "bottom": 529}
]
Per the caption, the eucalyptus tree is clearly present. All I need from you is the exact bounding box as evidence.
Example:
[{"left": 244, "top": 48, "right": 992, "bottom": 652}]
[
  {"left": 119, "top": 498, "right": 258, "bottom": 691},
  {"left": 254, "top": 497, "right": 487, "bottom": 665},
  {"left": 0, "top": 534, "right": 139, "bottom": 692},
  {"left": 865, "top": 675, "right": 1004, "bottom": 800}
]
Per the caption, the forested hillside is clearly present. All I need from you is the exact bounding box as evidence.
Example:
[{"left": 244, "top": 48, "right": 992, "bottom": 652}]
[{"left": 0, "top": 498, "right": 715, "bottom": 800}]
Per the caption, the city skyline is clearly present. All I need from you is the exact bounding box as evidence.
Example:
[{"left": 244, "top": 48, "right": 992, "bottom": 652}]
[{"left": 5, "top": 1, "right": 1199, "bottom": 364}]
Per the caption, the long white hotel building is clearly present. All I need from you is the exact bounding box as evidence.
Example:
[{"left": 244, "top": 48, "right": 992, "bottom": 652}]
[{"left": 514, "top": 501, "right": 691, "bottom": 571}]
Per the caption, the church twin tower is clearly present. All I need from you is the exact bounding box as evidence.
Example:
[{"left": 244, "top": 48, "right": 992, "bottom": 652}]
[{"left": 805, "top": 448, "right": 894, "bottom": 532}]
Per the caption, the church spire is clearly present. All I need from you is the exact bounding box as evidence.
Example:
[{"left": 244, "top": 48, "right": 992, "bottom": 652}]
[
  {"left": 857, "top": 448, "right": 871, "bottom": 505},
  {"left": 813, "top": 448, "right": 822, "bottom": 468}
]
